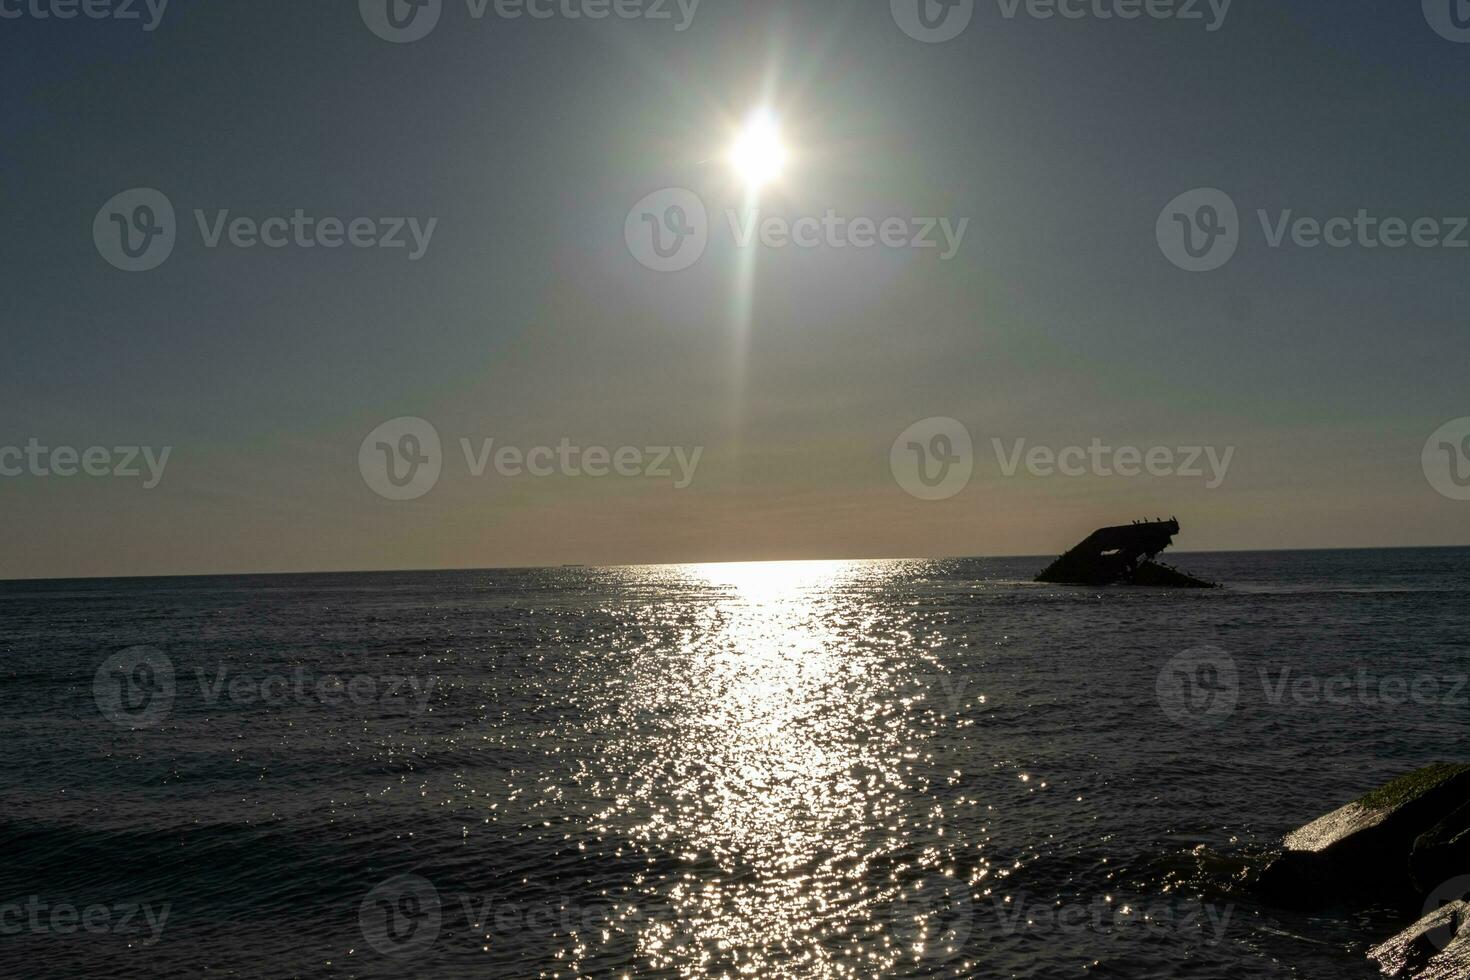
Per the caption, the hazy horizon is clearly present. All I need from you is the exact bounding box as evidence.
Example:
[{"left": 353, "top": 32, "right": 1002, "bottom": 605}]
[{"left": 5, "top": 542, "right": 1469, "bottom": 585}]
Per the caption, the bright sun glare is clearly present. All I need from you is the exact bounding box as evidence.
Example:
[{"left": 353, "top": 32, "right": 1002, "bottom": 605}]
[{"left": 728, "top": 110, "right": 787, "bottom": 190}]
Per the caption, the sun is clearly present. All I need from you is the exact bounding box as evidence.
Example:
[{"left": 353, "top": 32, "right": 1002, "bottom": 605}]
[{"left": 728, "top": 110, "right": 788, "bottom": 191}]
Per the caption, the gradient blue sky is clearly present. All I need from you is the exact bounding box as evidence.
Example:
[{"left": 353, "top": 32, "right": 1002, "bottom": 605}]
[{"left": 2, "top": 0, "right": 1468, "bottom": 578}]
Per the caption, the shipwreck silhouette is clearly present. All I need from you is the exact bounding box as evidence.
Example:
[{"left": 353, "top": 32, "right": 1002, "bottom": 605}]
[{"left": 1035, "top": 518, "right": 1215, "bottom": 588}]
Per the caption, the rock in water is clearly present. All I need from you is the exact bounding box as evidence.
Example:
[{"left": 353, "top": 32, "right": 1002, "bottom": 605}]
[
  {"left": 1254, "top": 763, "right": 1470, "bottom": 908},
  {"left": 1368, "top": 900, "right": 1470, "bottom": 979},
  {"left": 1411, "top": 799, "right": 1470, "bottom": 895}
]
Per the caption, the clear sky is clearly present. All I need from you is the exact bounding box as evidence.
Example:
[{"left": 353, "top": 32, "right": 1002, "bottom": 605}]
[{"left": 3, "top": 0, "right": 1469, "bottom": 578}]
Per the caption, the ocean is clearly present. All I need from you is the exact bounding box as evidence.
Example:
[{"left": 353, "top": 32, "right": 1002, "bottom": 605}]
[{"left": 1, "top": 548, "right": 1467, "bottom": 978}]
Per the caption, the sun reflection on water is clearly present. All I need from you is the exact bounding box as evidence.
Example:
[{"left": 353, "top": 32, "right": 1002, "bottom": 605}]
[
  {"left": 586, "top": 559, "right": 975, "bottom": 978},
  {"left": 686, "top": 559, "right": 857, "bottom": 600}
]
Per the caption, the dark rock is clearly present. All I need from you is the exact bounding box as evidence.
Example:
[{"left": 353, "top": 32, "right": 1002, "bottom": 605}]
[
  {"left": 1368, "top": 900, "right": 1470, "bottom": 979},
  {"left": 1253, "top": 850, "right": 1350, "bottom": 908},
  {"left": 1419, "top": 938, "right": 1470, "bottom": 980},
  {"left": 1411, "top": 800, "right": 1470, "bottom": 895},
  {"left": 1254, "top": 763, "right": 1470, "bottom": 908}
]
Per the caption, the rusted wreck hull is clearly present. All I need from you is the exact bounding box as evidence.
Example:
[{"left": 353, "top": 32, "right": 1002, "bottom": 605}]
[{"left": 1035, "top": 518, "right": 1215, "bottom": 588}]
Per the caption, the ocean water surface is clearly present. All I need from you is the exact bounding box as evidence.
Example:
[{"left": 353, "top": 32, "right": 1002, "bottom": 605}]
[{"left": 1, "top": 548, "right": 1467, "bottom": 978}]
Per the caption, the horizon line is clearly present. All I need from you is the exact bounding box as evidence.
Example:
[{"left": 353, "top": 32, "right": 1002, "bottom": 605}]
[{"left": 3, "top": 542, "right": 1467, "bottom": 586}]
